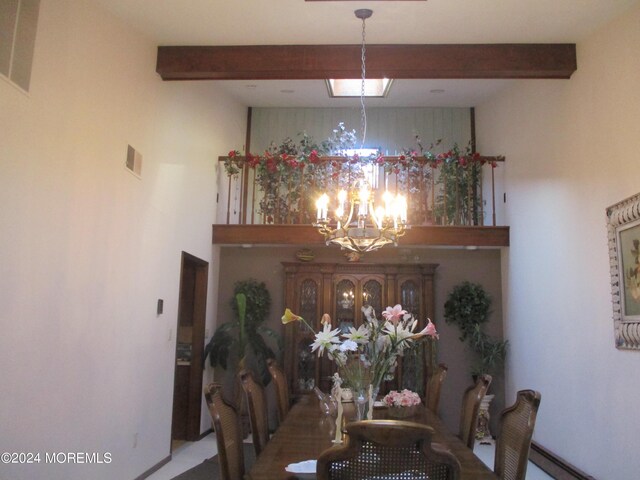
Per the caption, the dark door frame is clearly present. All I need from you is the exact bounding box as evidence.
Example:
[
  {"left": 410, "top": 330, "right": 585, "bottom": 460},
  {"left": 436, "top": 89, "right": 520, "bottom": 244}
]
[{"left": 171, "top": 251, "right": 208, "bottom": 444}]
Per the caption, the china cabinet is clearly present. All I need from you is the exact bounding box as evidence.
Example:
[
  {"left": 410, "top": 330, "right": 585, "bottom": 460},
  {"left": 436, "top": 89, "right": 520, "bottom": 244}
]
[{"left": 282, "top": 262, "right": 437, "bottom": 395}]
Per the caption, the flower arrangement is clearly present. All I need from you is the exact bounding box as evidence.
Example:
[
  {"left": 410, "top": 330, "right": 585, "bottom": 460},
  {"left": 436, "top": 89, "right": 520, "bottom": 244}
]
[
  {"left": 382, "top": 389, "right": 422, "bottom": 408},
  {"left": 281, "top": 304, "right": 439, "bottom": 396}
]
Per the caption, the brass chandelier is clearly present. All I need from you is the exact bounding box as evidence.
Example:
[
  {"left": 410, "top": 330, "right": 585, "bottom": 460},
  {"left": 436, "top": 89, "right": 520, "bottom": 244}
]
[
  {"left": 314, "top": 180, "right": 408, "bottom": 253},
  {"left": 313, "top": 9, "right": 409, "bottom": 253}
]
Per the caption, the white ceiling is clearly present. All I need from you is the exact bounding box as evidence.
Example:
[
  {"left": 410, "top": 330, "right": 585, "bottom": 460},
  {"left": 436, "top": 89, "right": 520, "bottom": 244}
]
[{"left": 94, "top": 0, "right": 639, "bottom": 107}]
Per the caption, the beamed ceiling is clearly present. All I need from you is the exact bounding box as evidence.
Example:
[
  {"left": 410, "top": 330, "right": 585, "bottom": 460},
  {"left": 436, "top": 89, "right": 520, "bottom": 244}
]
[
  {"left": 92, "top": 0, "right": 637, "bottom": 246},
  {"left": 94, "top": 0, "right": 638, "bottom": 107}
]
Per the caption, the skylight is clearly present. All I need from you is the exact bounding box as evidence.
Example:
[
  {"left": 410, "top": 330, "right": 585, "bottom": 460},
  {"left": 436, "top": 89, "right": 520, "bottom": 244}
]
[{"left": 326, "top": 78, "right": 393, "bottom": 98}]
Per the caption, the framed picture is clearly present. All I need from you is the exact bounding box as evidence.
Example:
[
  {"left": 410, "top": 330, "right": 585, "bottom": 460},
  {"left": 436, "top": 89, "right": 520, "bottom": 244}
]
[{"left": 607, "top": 192, "right": 640, "bottom": 349}]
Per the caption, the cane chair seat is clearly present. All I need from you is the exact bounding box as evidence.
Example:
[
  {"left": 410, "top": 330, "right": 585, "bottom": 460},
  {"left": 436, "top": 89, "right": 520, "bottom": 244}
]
[
  {"left": 494, "top": 390, "right": 541, "bottom": 480},
  {"left": 316, "top": 420, "right": 461, "bottom": 480},
  {"left": 458, "top": 374, "right": 492, "bottom": 449}
]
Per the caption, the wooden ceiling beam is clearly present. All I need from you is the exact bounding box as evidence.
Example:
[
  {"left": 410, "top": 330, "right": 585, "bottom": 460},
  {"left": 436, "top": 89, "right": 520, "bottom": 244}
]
[
  {"left": 211, "top": 225, "right": 510, "bottom": 247},
  {"left": 156, "top": 44, "right": 576, "bottom": 81}
]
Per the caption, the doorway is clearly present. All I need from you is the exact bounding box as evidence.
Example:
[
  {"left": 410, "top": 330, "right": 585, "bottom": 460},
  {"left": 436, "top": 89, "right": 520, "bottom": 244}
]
[{"left": 171, "top": 252, "right": 208, "bottom": 448}]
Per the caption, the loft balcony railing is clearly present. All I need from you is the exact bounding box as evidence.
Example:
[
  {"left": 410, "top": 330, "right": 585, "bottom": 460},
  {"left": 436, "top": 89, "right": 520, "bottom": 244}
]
[{"left": 217, "top": 154, "right": 505, "bottom": 226}]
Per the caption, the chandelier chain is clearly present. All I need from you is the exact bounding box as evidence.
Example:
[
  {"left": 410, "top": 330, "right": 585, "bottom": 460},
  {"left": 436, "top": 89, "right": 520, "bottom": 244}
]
[{"left": 360, "top": 14, "right": 367, "bottom": 150}]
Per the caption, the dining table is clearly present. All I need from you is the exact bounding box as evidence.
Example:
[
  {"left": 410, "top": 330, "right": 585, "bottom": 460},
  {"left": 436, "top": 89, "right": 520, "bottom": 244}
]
[{"left": 245, "top": 394, "right": 498, "bottom": 479}]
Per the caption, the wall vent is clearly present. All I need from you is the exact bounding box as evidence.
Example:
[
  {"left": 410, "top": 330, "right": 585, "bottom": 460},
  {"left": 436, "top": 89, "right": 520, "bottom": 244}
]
[
  {"left": 1, "top": 0, "right": 41, "bottom": 92},
  {"left": 126, "top": 144, "right": 142, "bottom": 177}
]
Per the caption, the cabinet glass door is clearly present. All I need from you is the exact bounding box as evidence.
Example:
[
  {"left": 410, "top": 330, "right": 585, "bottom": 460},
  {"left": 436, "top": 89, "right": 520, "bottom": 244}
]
[
  {"left": 399, "top": 278, "right": 424, "bottom": 395},
  {"left": 297, "top": 278, "right": 318, "bottom": 392},
  {"left": 362, "top": 279, "right": 383, "bottom": 320},
  {"left": 335, "top": 279, "right": 356, "bottom": 334}
]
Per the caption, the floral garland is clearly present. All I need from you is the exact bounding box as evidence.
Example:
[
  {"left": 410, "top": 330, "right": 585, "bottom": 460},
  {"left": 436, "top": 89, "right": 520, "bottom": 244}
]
[{"left": 223, "top": 124, "right": 500, "bottom": 225}]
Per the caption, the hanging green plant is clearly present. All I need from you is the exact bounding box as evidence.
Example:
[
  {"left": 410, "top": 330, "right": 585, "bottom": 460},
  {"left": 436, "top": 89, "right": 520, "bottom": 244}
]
[
  {"left": 444, "top": 281, "right": 491, "bottom": 341},
  {"left": 444, "top": 281, "right": 507, "bottom": 377}
]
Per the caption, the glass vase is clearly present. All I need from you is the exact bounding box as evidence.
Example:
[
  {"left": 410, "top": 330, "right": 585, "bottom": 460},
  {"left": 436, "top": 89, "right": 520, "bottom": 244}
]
[{"left": 355, "top": 385, "right": 380, "bottom": 420}]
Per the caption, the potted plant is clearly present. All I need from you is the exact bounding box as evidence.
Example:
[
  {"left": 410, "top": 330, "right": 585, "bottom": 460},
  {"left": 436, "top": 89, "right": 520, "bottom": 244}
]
[
  {"left": 204, "top": 279, "right": 282, "bottom": 386},
  {"left": 443, "top": 281, "right": 507, "bottom": 378}
]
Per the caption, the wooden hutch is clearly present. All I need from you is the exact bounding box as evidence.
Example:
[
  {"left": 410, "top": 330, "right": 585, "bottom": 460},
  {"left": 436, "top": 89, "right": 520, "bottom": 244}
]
[{"left": 282, "top": 262, "right": 438, "bottom": 396}]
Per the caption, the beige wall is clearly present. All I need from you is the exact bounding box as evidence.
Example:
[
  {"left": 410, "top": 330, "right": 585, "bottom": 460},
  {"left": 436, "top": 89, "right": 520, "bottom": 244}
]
[
  {"left": 476, "top": 3, "right": 640, "bottom": 478},
  {"left": 0, "top": 1, "right": 245, "bottom": 478},
  {"left": 217, "top": 245, "right": 504, "bottom": 433}
]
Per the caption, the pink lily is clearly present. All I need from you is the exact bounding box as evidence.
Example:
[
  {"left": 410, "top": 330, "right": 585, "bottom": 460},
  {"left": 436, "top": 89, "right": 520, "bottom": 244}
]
[
  {"left": 382, "top": 304, "right": 407, "bottom": 324},
  {"left": 411, "top": 318, "right": 439, "bottom": 340}
]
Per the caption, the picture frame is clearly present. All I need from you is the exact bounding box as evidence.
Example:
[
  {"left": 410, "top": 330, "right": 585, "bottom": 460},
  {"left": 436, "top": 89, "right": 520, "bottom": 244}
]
[{"left": 606, "top": 192, "right": 640, "bottom": 350}]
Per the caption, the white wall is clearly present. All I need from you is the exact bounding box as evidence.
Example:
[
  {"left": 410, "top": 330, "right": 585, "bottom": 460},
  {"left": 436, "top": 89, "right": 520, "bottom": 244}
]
[
  {"left": 476, "top": 4, "right": 640, "bottom": 479},
  {"left": 0, "top": 1, "right": 245, "bottom": 479}
]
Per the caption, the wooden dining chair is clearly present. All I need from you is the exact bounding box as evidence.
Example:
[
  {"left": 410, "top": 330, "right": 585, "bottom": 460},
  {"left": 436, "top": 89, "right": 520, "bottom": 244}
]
[
  {"left": 494, "top": 390, "right": 541, "bottom": 480},
  {"left": 203, "top": 383, "right": 252, "bottom": 480},
  {"left": 239, "top": 369, "right": 270, "bottom": 456},
  {"left": 458, "top": 374, "right": 492, "bottom": 449},
  {"left": 316, "top": 420, "right": 461, "bottom": 480},
  {"left": 267, "top": 358, "right": 290, "bottom": 425},
  {"left": 425, "top": 363, "right": 448, "bottom": 415}
]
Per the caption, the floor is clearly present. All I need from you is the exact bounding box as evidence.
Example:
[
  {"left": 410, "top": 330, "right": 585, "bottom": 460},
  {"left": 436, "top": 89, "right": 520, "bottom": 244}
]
[
  {"left": 146, "top": 434, "right": 217, "bottom": 480},
  {"left": 473, "top": 442, "right": 553, "bottom": 480},
  {"left": 147, "top": 434, "right": 554, "bottom": 480}
]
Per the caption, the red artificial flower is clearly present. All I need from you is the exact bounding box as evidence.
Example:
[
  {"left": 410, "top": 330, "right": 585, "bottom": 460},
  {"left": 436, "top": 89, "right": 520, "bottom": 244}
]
[
  {"left": 309, "top": 150, "right": 319, "bottom": 164},
  {"left": 228, "top": 150, "right": 236, "bottom": 158},
  {"left": 459, "top": 157, "right": 467, "bottom": 166}
]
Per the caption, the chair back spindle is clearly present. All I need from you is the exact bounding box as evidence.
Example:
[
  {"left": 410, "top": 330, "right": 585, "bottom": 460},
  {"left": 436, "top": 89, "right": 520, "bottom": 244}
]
[
  {"left": 239, "top": 369, "right": 270, "bottom": 456},
  {"left": 267, "top": 358, "right": 290, "bottom": 424},
  {"left": 458, "top": 374, "right": 492, "bottom": 449},
  {"left": 203, "top": 383, "right": 245, "bottom": 480},
  {"left": 425, "top": 363, "right": 448, "bottom": 415},
  {"left": 494, "top": 389, "right": 542, "bottom": 480}
]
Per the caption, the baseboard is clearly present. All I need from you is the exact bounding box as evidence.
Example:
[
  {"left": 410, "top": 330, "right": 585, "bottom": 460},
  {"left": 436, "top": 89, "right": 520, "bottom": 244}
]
[
  {"left": 134, "top": 430, "right": 212, "bottom": 479},
  {"left": 530, "top": 442, "right": 596, "bottom": 480},
  {"left": 134, "top": 454, "right": 171, "bottom": 480}
]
